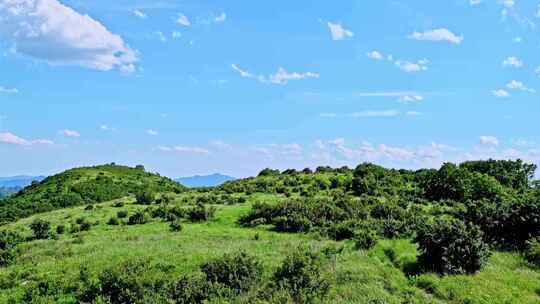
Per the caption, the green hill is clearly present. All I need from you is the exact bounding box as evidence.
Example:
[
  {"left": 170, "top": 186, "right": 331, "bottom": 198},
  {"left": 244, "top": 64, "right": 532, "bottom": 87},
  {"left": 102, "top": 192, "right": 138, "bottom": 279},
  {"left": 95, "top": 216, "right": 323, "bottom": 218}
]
[
  {"left": 0, "top": 160, "right": 539, "bottom": 303},
  {"left": 0, "top": 164, "right": 184, "bottom": 224}
]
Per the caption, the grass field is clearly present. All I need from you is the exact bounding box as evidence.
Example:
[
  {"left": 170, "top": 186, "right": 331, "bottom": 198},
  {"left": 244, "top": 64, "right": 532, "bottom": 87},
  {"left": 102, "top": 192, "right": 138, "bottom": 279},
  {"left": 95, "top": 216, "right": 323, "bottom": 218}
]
[{"left": 1, "top": 192, "right": 539, "bottom": 303}]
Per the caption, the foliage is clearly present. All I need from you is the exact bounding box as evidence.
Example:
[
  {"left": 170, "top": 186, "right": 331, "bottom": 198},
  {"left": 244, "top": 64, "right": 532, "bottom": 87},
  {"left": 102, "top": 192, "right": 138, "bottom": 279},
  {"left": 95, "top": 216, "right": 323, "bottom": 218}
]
[
  {"left": 0, "top": 230, "right": 24, "bottom": 266},
  {"left": 415, "top": 218, "right": 491, "bottom": 275},
  {"left": 524, "top": 238, "right": 540, "bottom": 267},
  {"left": 0, "top": 164, "right": 184, "bottom": 224},
  {"left": 55, "top": 225, "right": 66, "bottom": 234},
  {"left": 266, "top": 247, "right": 330, "bottom": 303},
  {"left": 354, "top": 229, "right": 379, "bottom": 250},
  {"left": 128, "top": 210, "right": 150, "bottom": 225},
  {"left": 186, "top": 203, "right": 216, "bottom": 222},
  {"left": 169, "top": 220, "right": 183, "bottom": 232},
  {"left": 29, "top": 218, "right": 51, "bottom": 239},
  {"left": 135, "top": 190, "right": 156, "bottom": 205},
  {"left": 201, "top": 251, "right": 263, "bottom": 293}
]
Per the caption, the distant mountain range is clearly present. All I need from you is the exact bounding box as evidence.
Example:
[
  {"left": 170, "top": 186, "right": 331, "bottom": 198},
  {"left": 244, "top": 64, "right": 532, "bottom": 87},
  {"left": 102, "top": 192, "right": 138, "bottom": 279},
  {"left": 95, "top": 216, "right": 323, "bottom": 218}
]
[
  {"left": 175, "top": 173, "right": 236, "bottom": 188},
  {"left": 0, "top": 176, "right": 46, "bottom": 188}
]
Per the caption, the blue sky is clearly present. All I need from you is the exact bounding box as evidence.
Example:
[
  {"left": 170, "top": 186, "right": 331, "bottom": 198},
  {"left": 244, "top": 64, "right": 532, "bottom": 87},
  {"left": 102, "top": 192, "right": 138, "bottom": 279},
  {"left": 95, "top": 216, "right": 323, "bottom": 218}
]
[{"left": 1, "top": 0, "right": 540, "bottom": 178}]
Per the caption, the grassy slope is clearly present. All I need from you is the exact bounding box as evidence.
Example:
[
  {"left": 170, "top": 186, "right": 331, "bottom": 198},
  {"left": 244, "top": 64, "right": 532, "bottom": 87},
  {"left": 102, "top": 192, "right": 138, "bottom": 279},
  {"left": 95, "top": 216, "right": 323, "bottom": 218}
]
[{"left": 1, "top": 193, "right": 538, "bottom": 303}]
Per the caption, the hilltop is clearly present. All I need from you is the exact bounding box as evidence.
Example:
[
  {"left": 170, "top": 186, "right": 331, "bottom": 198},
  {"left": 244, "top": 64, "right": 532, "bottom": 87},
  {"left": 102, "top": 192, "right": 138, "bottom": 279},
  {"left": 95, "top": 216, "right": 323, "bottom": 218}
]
[
  {"left": 0, "top": 164, "right": 184, "bottom": 224},
  {"left": 0, "top": 160, "right": 539, "bottom": 303}
]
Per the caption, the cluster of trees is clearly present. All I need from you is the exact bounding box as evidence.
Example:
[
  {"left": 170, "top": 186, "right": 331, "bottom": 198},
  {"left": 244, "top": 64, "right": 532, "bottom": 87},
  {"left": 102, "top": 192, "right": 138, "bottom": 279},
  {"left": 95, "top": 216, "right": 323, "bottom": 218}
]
[
  {"left": 0, "top": 164, "right": 184, "bottom": 224},
  {"left": 239, "top": 159, "right": 540, "bottom": 274},
  {"left": 20, "top": 247, "right": 330, "bottom": 304}
]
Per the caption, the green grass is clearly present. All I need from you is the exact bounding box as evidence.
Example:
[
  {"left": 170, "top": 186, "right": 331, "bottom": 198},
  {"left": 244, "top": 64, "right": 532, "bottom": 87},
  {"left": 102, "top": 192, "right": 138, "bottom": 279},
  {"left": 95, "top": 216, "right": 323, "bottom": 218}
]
[{"left": 1, "top": 194, "right": 539, "bottom": 303}]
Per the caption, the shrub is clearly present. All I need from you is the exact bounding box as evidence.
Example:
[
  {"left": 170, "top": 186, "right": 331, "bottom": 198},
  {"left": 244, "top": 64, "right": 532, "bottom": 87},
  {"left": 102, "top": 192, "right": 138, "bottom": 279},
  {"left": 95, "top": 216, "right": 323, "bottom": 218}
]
[
  {"left": 169, "top": 220, "right": 183, "bottom": 232},
  {"left": 0, "top": 230, "right": 24, "bottom": 266},
  {"left": 354, "top": 229, "right": 379, "bottom": 250},
  {"left": 201, "top": 251, "right": 263, "bottom": 293},
  {"left": 168, "top": 273, "right": 229, "bottom": 304},
  {"left": 136, "top": 190, "right": 155, "bottom": 205},
  {"left": 187, "top": 203, "right": 216, "bottom": 222},
  {"left": 80, "top": 220, "right": 92, "bottom": 232},
  {"left": 273, "top": 215, "right": 312, "bottom": 233},
  {"left": 75, "top": 217, "right": 86, "bottom": 225},
  {"left": 128, "top": 210, "right": 150, "bottom": 225},
  {"left": 107, "top": 217, "right": 119, "bottom": 226},
  {"left": 99, "top": 259, "right": 169, "bottom": 304},
  {"left": 56, "top": 225, "right": 66, "bottom": 235},
  {"left": 268, "top": 247, "right": 330, "bottom": 303},
  {"left": 116, "top": 210, "right": 128, "bottom": 218},
  {"left": 524, "top": 237, "right": 540, "bottom": 267},
  {"left": 29, "top": 218, "right": 51, "bottom": 239},
  {"left": 414, "top": 218, "right": 490, "bottom": 275},
  {"left": 113, "top": 201, "right": 125, "bottom": 208},
  {"left": 84, "top": 204, "right": 94, "bottom": 211}
]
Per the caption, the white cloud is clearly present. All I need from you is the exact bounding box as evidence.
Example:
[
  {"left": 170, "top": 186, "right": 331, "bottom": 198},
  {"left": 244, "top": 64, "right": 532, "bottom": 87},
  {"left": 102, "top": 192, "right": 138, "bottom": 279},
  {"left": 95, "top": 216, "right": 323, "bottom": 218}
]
[
  {"left": 0, "top": 132, "right": 53, "bottom": 146},
  {"left": 59, "top": 129, "right": 80, "bottom": 137},
  {"left": 395, "top": 59, "right": 429, "bottom": 72},
  {"left": 502, "top": 56, "right": 523, "bottom": 68},
  {"left": 398, "top": 95, "right": 424, "bottom": 103},
  {"left": 231, "top": 65, "right": 319, "bottom": 85},
  {"left": 177, "top": 13, "right": 191, "bottom": 26},
  {"left": 0, "top": 0, "right": 138, "bottom": 72},
  {"left": 366, "top": 51, "right": 384, "bottom": 60},
  {"left": 351, "top": 110, "right": 400, "bottom": 118},
  {"left": 319, "top": 113, "right": 338, "bottom": 118},
  {"left": 327, "top": 22, "right": 354, "bottom": 40},
  {"left": 133, "top": 9, "right": 147, "bottom": 19},
  {"left": 492, "top": 89, "right": 510, "bottom": 98},
  {"left": 210, "top": 140, "right": 232, "bottom": 150},
  {"left": 146, "top": 129, "right": 159, "bottom": 136},
  {"left": 268, "top": 68, "right": 319, "bottom": 85},
  {"left": 408, "top": 28, "right": 464, "bottom": 44},
  {"left": 470, "top": 0, "right": 482, "bottom": 5},
  {"left": 231, "top": 64, "right": 253, "bottom": 78},
  {"left": 480, "top": 136, "right": 499, "bottom": 146},
  {"left": 215, "top": 12, "right": 226, "bottom": 23},
  {"left": 0, "top": 86, "right": 18, "bottom": 94},
  {"left": 406, "top": 111, "right": 422, "bottom": 116},
  {"left": 506, "top": 80, "right": 535, "bottom": 93}
]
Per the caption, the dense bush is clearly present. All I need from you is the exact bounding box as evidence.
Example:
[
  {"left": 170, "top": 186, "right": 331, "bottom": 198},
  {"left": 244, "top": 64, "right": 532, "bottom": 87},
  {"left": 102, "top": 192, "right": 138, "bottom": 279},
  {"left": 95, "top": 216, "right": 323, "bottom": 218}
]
[
  {"left": 201, "top": 251, "right": 263, "bottom": 293},
  {"left": 117, "top": 210, "right": 128, "bottom": 219},
  {"left": 128, "top": 210, "right": 150, "bottom": 225},
  {"left": 186, "top": 203, "right": 216, "bottom": 222},
  {"left": 168, "top": 273, "right": 228, "bottom": 304},
  {"left": 107, "top": 217, "right": 120, "bottom": 226},
  {"left": 29, "top": 218, "right": 51, "bottom": 239},
  {"left": 0, "top": 230, "right": 24, "bottom": 266},
  {"left": 354, "top": 229, "right": 379, "bottom": 250},
  {"left": 99, "top": 259, "right": 169, "bottom": 303},
  {"left": 524, "top": 237, "right": 540, "bottom": 267},
  {"left": 169, "top": 220, "right": 183, "bottom": 232},
  {"left": 136, "top": 190, "right": 156, "bottom": 205},
  {"left": 415, "top": 218, "right": 490, "bottom": 275},
  {"left": 266, "top": 247, "right": 330, "bottom": 303},
  {"left": 56, "top": 225, "right": 66, "bottom": 235}
]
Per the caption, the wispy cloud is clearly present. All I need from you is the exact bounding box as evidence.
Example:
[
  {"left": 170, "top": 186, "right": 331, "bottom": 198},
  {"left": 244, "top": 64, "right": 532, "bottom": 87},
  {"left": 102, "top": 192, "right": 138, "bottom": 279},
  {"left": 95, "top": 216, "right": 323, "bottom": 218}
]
[
  {"left": 480, "top": 136, "right": 499, "bottom": 146},
  {"left": 351, "top": 110, "right": 400, "bottom": 118},
  {"left": 231, "top": 65, "right": 319, "bottom": 85},
  {"left": 146, "top": 129, "right": 159, "bottom": 136},
  {"left": 408, "top": 28, "right": 464, "bottom": 44},
  {"left": 0, "top": 86, "right": 18, "bottom": 94},
  {"left": 133, "top": 9, "right": 147, "bottom": 19},
  {"left": 492, "top": 89, "right": 510, "bottom": 98},
  {"left": 395, "top": 59, "right": 429, "bottom": 73},
  {"left": 506, "top": 80, "right": 535, "bottom": 93},
  {"left": 327, "top": 22, "right": 354, "bottom": 40},
  {"left": 0, "top": 132, "right": 53, "bottom": 146},
  {"left": 176, "top": 13, "right": 191, "bottom": 26},
  {"left": 58, "top": 129, "right": 81, "bottom": 138},
  {"left": 502, "top": 56, "right": 523, "bottom": 68}
]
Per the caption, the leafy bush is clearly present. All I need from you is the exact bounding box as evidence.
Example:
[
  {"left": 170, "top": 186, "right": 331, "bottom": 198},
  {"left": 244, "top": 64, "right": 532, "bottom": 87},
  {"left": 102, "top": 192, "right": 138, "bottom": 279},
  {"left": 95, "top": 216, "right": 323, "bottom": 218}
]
[
  {"left": 29, "top": 218, "right": 51, "bottom": 239},
  {"left": 56, "top": 225, "right": 66, "bottom": 235},
  {"left": 267, "top": 247, "right": 330, "bottom": 303},
  {"left": 415, "top": 218, "right": 490, "bottom": 275},
  {"left": 128, "top": 210, "right": 150, "bottom": 225},
  {"left": 136, "top": 190, "right": 155, "bottom": 205},
  {"left": 354, "top": 229, "right": 379, "bottom": 250},
  {"left": 169, "top": 220, "right": 183, "bottom": 232},
  {"left": 201, "top": 251, "right": 263, "bottom": 293},
  {"left": 168, "top": 273, "right": 229, "bottom": 304},
  {"left": 187, "top": 203, "right": 216, "bottom": 222},
  {"left": 116, "top": 210, "right": 128, "bottom": 218},
  {"left": 107, "top": 217, "right": 119, "bottom": 226},
  {"left": 113, "top": 201, "right": 124, "bottom": 208},
  {"left": 0, "top": 230, "right": 24, "bottom": 266},
  {"left": 99, "top": 259, "right": 169, "bottom": 304},
  {"left": 524, "top": 237, "right": 540, "bottom": 267},
  {"left": 273, "top": 215, "right": 312, "bottom": 233}
]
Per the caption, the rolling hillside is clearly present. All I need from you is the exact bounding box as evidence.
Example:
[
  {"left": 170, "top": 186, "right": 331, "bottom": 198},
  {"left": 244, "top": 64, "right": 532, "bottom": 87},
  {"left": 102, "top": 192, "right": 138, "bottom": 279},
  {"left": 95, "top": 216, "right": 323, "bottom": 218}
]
[
  {"left": 0, "top": 160, "right": 539, "bottom": 303},
  {"left": 0, "top": 164, "right": 184, "bottom": 224}
]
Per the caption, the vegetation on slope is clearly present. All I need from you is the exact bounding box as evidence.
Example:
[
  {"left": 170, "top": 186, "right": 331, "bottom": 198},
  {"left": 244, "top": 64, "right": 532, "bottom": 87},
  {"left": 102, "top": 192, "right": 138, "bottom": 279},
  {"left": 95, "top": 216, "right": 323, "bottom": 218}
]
[
  {"left": 0, "top": 159, "right": 538, "bottom": 303},
  {"left": 0, "top": 164, "right": 184, "bottom": 224}
]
